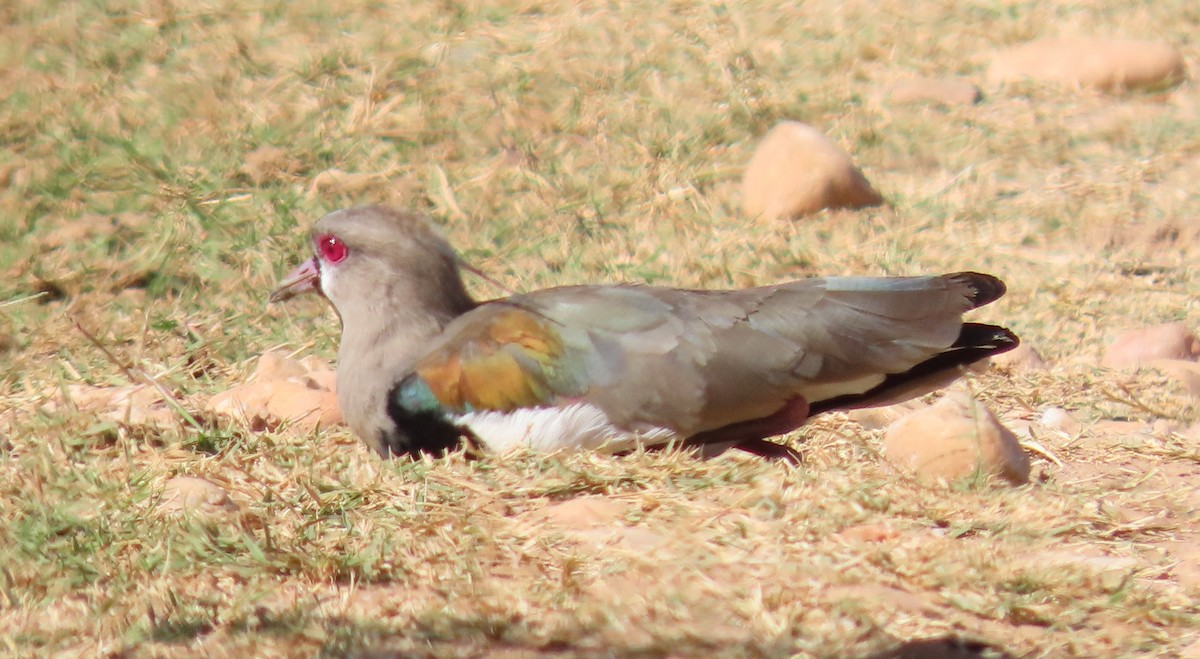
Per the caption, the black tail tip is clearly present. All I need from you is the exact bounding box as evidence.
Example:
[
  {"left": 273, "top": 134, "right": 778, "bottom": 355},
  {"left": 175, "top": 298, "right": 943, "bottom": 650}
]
[
  {"left": 950, "top": 272, "right": 1007, "bottom": 308},
  {"left": 955, "top": 323, "right": 1020, "bottom": 354}
]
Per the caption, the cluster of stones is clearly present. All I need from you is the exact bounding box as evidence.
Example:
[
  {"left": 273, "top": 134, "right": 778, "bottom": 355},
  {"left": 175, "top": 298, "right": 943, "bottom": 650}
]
[
  {"left": 856, "top": 322, "right": 1200, "bottom": 486},
  {"left": 741, "top": 37, "right": 1185, "bottom": 221},
  {"left": 738, "top": 35, "right": 1187, "bottom": 486}
]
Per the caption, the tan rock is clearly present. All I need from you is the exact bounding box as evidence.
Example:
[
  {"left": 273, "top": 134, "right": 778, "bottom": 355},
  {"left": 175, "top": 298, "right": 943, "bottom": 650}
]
[
  {"left": 264, "top": 382, "right": 341, "bottom": 429},
  {"left": 207, "top": 383, "right": 268, "bottom": 426},
  {"left": 299, "top": 354, "right": 335, "bottom": 376},
  {"left": 208, "top": 351, "right": 342, "bottom": 431},
  {"left": 1101, "top": 323, "right": 1200, "bottom": 369},
  {"left": 258, "top": 351, "right": 338, "bottom": 391},
  {"left": 883, "top": 392, "right": 1030, "bottom": 484},
  {"left": 742, "top": 121, "right": 883, "bottom": 220},
  {"left": 253, "top": 349, "right": 311, "bottom": 382},
  {"left": 208, "top": 380, "right": 341, "bottom": 432},
  {"left": 990, "top": 342, "right": 1050, "bottom": 372},
  {"left": 300, "top": 361, "right": 338, "bottom": 392},
  {"left": 158, "top": 476, "right": 238, "bottom": 517},
  {"left": 879, "top": 78, "right": 981, "bottom": 106},
  {"left": 987, "top": 38, "right": 1186, "bottom": 92}
]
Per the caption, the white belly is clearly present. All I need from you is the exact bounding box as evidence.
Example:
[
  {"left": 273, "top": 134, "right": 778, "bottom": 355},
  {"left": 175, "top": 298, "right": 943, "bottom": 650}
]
[{"left": 454, "top": 403, "right": 678, "bottom": 454}]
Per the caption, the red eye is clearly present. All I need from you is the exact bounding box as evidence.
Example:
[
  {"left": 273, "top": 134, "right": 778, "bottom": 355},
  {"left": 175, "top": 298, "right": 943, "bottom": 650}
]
[{"left": 316, "top": 234, "right": 348, "bottom": 264}]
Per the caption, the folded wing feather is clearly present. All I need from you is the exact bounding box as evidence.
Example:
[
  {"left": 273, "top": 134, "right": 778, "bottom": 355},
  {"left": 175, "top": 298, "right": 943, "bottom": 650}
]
[{"left": 403, "top": 273, "right": 1001, "bottom": 439}]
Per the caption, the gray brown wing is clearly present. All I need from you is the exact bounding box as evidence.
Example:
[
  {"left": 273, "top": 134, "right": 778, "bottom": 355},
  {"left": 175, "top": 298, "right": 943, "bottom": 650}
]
[{"left": 510, "top": 272, "right": 1006, "bottom": 436}]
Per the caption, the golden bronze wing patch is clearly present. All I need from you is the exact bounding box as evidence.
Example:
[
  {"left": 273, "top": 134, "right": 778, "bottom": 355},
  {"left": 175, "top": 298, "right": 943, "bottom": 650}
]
[{"left": 413, "top": 306, "right": 573, "bottom": 412}]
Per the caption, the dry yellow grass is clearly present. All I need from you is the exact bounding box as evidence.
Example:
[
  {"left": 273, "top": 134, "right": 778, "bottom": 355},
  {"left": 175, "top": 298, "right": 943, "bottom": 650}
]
[{"left": 2, "top": 0, "right": 1199, "bottom": 656}]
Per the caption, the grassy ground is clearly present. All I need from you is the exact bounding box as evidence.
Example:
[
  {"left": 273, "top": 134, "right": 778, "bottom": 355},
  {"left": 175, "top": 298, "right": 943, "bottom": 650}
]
[{"left": 2, "top": 0, "right": 1200, "bottom": 656}]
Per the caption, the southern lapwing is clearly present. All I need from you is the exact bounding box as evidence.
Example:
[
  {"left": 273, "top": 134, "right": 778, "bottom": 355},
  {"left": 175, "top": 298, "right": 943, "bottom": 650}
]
[{"left": 271, "top": 205, "right": 1017, "bottom": 462}]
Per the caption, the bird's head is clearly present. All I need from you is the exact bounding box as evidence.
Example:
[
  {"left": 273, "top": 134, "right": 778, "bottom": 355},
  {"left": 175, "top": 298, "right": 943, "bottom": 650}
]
[{"left": 270, "top": 205, "right": 474, "bottom": 321}]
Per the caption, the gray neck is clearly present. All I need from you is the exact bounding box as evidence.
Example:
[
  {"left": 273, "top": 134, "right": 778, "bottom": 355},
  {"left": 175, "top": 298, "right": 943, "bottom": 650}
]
[{"left": 332, "top": 277, "right": 474, "bottom": 456}]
